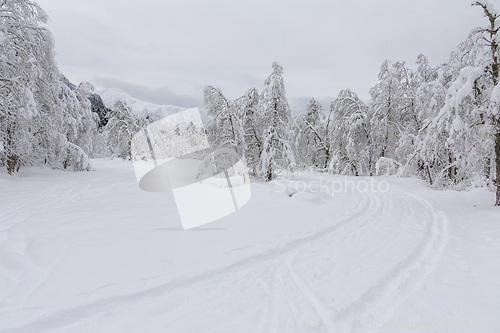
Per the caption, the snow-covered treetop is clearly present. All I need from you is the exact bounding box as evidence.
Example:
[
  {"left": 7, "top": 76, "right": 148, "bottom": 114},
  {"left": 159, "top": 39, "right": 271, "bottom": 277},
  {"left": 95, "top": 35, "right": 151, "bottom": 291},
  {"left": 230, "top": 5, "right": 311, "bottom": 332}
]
[
  {"left": 259, "top": 62, "right": 291, "bottom": 129},
  {"left": 204, "top": 86, "right": 232, "bottom": 117},
  {"left": 304, "top": 98, "right": 323, "bottom": 125}
]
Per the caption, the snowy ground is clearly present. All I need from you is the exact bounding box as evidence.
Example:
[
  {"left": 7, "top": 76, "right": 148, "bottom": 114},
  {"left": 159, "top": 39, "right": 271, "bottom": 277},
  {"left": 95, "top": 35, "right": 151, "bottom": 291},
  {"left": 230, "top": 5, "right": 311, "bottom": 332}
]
[{"left": 1, "top": 159, "right": 499, "bottom": 333}]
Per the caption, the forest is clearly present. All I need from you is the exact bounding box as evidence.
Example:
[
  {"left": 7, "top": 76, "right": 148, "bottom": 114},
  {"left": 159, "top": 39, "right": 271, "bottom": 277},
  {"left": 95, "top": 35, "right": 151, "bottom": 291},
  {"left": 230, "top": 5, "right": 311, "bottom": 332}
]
[{"left": 0, "top": 0, "right": 499, "bottom": 206}]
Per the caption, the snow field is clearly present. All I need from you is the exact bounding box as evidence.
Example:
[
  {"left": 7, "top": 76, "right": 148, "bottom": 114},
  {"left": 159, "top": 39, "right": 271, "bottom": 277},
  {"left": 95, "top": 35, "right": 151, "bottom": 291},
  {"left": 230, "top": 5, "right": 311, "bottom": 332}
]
[{"left": 0, "top": 159, "right": 499, "bottom": 332}]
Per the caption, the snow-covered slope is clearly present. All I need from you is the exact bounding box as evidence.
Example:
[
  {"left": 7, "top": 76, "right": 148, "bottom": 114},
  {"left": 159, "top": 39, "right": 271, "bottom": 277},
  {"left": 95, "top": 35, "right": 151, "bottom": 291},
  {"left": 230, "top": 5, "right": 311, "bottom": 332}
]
[
  {"left": 96, "top": 87, "right": 185, "bottom": 116},
  {"left": 96, "top": 88, "right": 209, "bottom": 124},
  {"left": 1, "top": 160, "right": 499, "bottom": 332}
]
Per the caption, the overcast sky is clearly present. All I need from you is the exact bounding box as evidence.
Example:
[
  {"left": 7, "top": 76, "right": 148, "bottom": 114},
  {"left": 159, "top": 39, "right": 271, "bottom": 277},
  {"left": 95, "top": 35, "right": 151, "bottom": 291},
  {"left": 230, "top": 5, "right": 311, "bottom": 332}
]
[{"left": 37, "top": 0, "right": 497, "bottom": 112}]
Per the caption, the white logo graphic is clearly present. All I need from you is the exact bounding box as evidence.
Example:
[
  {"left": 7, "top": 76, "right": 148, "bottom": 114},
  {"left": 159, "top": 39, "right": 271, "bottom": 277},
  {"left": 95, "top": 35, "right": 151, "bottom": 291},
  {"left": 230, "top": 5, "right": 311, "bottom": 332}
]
[{"left": 131, "top": 108, "right": 251, "bottom": 229}]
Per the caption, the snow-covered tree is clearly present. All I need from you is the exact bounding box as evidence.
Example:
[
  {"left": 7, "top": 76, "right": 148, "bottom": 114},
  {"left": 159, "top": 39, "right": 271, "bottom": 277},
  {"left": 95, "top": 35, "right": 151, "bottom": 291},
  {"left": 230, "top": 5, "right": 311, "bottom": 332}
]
[
  {"left": 234, "top": 88, "right": 262, "bottom": 176},
  {"left": 104, "top": 100, "right": 147, "bottom": 160},
  {"left": 292, "top": 98, "right": 330, "bottom": 169},
  {"left": 258, "top": 62, "right": 295, "bottom": 180},
  {"left": 330, "top": 90, "right": 370, "bottom": 175},
  {"left": 61, "top": 82, "right": 100, "bottom": 156},
  {"left": 0, "top": 0, "right": 54, "bottom": 172},
  {"left": 369, "top": 60, "right": 417, "bottom": 170},
  {"left": 0, "top": 0, "right": 95, "bottom": 173},
  {"left": 471, "top": 1, "right": 500, "bottom": 206},
  {"left": 419, "top": 1, "right": 500, "bottom": 200},
  {"left": 204, "top": 86, "right": 245, "bottom": 154},
  {"left": 398, "top": 55, "right": 445, "bottom": 182},
  {"left": 304, "top": 97, "right": 322, "bottom": 125}
]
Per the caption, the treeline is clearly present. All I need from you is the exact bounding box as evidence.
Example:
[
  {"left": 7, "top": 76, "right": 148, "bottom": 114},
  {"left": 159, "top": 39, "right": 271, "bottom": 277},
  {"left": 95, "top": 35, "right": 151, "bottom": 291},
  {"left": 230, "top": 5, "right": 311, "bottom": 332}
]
[
  {"left": 205, "top": 2, "right": 500, "bottom": 206},
  {"left": 1, "top": 1, "right": 498, "bottom": 205},
  {"left": 0, "top": 0, "right": 155, "bottom": 173},
  {"left": 0, "top": 1, "right": 97, "bottom": 173}
]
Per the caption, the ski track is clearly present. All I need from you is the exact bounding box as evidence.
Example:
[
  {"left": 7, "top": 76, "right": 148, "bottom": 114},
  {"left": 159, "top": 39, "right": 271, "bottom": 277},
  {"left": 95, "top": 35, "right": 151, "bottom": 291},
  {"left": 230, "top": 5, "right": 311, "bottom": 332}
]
[
  {"left": 331, "top": 191, "right": 449, "bottom": 333},
  {"left": 1, "top": 178, "right": 449, "bottom": 333}
]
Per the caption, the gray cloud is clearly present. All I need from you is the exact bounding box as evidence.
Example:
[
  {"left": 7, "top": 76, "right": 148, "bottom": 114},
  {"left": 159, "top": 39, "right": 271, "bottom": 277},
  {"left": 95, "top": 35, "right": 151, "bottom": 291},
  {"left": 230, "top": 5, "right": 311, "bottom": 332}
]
[{"left": 39, "top": 0, "right": 496, "bottom": 108}]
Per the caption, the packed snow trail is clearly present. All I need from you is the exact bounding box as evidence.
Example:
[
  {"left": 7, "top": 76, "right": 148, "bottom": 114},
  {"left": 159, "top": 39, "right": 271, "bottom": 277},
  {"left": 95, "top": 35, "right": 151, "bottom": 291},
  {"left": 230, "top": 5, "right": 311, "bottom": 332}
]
[
  {"left": 5, "top": 189, "right": 446, "bottom": 333},
  {"left": 1, "top": 159, "right": 499, "bottom": 333}
]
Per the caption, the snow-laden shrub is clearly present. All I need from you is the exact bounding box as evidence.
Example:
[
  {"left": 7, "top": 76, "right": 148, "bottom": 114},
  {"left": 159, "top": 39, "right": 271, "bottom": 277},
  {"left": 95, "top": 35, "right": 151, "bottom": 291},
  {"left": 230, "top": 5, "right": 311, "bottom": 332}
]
[
  {"left": 64, "top": 143, "right": 93, "bottom": 172},
  {"left": 375, "top": 157, "right": 403, "bottom": 176}
]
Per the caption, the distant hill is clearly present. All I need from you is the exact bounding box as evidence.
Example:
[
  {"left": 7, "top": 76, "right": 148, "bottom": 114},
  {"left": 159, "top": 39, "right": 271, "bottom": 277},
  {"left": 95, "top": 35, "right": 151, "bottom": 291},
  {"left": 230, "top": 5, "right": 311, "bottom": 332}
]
[
  {"left": 97, "top": 87, "right": 209, "bottom": 122},
  {"left": 97, "top": 88, "right": 209, "bottom": 125}
]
